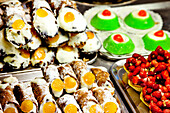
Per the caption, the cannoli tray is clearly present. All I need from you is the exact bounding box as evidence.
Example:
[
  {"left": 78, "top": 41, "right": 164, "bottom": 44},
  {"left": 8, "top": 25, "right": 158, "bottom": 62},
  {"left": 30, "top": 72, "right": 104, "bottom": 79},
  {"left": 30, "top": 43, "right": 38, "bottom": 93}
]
[
  {"left": 83, "top": 1, "right": 170, "bottom": 60},
  {"left": 0, "top": 60, "right": 130, "bottom": 113},
  {"left": 110, "top": 59, "right": 149, "bottom": 113}
]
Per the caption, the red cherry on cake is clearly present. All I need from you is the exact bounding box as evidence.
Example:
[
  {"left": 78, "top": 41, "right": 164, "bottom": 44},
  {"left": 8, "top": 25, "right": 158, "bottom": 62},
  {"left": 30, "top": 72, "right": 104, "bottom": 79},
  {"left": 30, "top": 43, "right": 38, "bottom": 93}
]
[
  {"left": 102, "top": 9, "right": 111, "bottom": 16},
  {"left": 154, "top": 30, "right": 164, "bottom": 37},
  {"left": 113, "top": 34, "right": 124, "bottom": 42},
  {"left": 138, "top": 10, "right": 147, "bottom": 17}
]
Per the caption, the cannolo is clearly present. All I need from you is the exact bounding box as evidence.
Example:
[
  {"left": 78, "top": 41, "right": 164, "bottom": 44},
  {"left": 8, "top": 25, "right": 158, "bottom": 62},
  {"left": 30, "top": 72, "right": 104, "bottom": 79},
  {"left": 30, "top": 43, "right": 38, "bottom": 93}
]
[
  {"left": 14, "top": 82, "right": 38, "bottom": 113},
  {"left": 1, "top": 0, "right": 32, "bottom": 48},
  {"left": 32, "top": 0, "right": 59, "bottom": 39},
  {"left": 90, "top": 67, "right": 115, "bottom": 95},
  {"left": 31, "top": 78, "right": 61, "bottom": 113},
  {"left": 57, "top": 3, "right": 87, "bottom": 33},
  {"left": 57, "top": 94, "right": 82, "bottom": 113},
  {"left": 47, "top": 0, "right": 77, "bottom": 15},
  {"left": 3, "top": 76, "right": 19, "bottom": 89},
  {"left": 70, "top": 60, "right": 95, "bottom": 89},
  {"left": 58, "top": 64, "right": 79, "bottom": 93},
  {"left": 92, "top": 87, "right": 121, "bottom": 113},
  {"left": 43, "top": 65, "right": 64, "bottom": 97},
  {"left": 74, "top": 88, "right": 104, "bottom": 113},
  {"left": 0, "top": 83, "right": 20, "bottom": 113},
  {"left": 30, "top": 47, "right": 55, "bottom": 68}
]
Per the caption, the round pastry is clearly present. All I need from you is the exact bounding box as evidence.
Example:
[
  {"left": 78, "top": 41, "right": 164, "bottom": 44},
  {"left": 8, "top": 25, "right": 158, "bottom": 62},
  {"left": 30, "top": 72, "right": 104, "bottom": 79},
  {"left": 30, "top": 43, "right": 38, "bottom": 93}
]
[
  {"left": 103, "top": 32, "right": 135, "bottom": 55},
  {"left": 124, "top": 9, "right": 154, "bottom": 30},
  {"left": 90, "top": 9, "right": 120, "bottom": 31},
  {"left": 142, "top": 30, "right": 170, "bottom": 51}
]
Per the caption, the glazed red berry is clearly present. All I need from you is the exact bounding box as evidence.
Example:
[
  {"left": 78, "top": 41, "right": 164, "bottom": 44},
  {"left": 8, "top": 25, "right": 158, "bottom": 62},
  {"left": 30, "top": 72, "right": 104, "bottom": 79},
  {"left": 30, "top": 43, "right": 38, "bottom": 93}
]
[
  {"left": 139, "top": 70, "right": 147, "bottom": 78},
  {"left": 150, "top": 102, "right": 163, "bottom": 113},
  {"left": 157, "top": 101, "right": 163, "bottom": 108},
  {"left": 151, "top": 51, "right": 158, "bottom": 59},
  {"left": 145, "top": 62, "right": 150, "bottom": 68},
  {"left": 133, "top": 66, "right": 141, "bottom": 75},
  {"left": 157, "top": 55, "right": 165, "bottom": 61},
  {"left": 132, "top": 76, "right": 139, "bottom": 85},
  {"left": 162, "top": 86, "right": 168, "bottom": 93},
  {"left": 144, "top": 95, "right": 151, "bottom": 102},
  {"left": 164, "top": 100, "right": 170, "bottom": 108},
  {"left": 161, "top": 70, "right": 169, "bottom": 80},
  {"left": 153, "top": 84, "right": 159, "bottom": 90},
  {"left": 135, "top": 60, "right": 142, "bottom": 66},
  {"left": 147, "top": 81, "right": 155, "bottom": 88},
  {"left": 151, "top": 60, "right": 159, "bottom": 67},
  {"left": 163, "top": 109, "right": 170, "bottom": 113},
  {"left": 161, "top": 95, "right": 167, "bottom": 101},
  {"left": 128, "top": 65, "right": 135, "bottom": 72},
  {"left": 164, "top": 93, "right": 170, "bottom": 99},
  {"left": 150, "top": 97, "right": 158, "bottom": 103},
  {"left": 152, "top": 91, "right": 162, "bottom": 99},
  {"left": 147, "top": 88, "right": 153, "bottom": 94}
]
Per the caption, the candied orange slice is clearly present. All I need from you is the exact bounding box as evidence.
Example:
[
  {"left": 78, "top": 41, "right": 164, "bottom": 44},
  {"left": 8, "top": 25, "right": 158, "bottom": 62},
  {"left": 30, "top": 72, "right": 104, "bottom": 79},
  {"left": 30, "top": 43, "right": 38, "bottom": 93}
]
[
  {"left": 64, "top": 12, "right": 75, "bottom": 23},
  {"left": 36, "top": 8, "right": 48, "bottom": 17},
  {"left": 33, "top": 48, "right": 46, "bottom": 60},
  {"left": 43, "top": 102, "right": 56, "bottom": 113},
  {"left": 4, "top": 107, "right": 16, "bottom": 113},
  {"left": 64, "top": 104, "right": 77, "bottom": 113},
  {"left": 62, "top": 46, "right": 73, "bottom": 52},
  {"left": 20, "top": 100, "right": 33, "bottom": 112},
  {"left": 104, "top": 102, "right": 118, "bottom": 113},
  {"left": 82, "top": 72, "right": 95, "bottom": 85},
  {"left": 86, "top": 31, "right": 94, "bottom": 39},
  {"left": 48, "top": 35, "right": 59, "bottom": 43},
  {"left": 89, "top": 104, "right": 103, "bottom": 113},
  {"left": 12, "top": 19, "right": 25, "bottom": 30},
  {"left": 64, "top": 77, "right": 77, "bottom": 89},
  {"left": 51, "top": 78, "right": 64, "bottom": 92},
  {"left": 20, "top": 49, "right": 30, "bottom": 58}
]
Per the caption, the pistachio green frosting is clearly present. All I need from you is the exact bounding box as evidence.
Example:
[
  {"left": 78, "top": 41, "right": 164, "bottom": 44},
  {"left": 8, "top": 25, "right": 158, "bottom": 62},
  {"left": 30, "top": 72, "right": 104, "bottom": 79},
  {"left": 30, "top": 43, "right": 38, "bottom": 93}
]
[
  {"left": 124, "top": 12, "right": 155, "bottom": 30},
  {"left": 103, "top": 32, "right": 135, "bottom": 55},
  {"left": 142, "top": 33, "right": 170, "bottom": 51},
  {"left": 90, "top": 13, "right": 120, "bottom": 31}
]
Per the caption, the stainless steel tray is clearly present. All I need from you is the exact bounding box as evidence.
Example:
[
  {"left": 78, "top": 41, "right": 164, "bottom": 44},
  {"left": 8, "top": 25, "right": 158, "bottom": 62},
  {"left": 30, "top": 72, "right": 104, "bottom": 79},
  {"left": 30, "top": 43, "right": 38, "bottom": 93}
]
[
  {"left": 0, "top": 65, "right": 129, "bottom": 113},
  {"left": 110, "top": 59, "right": 149, "bottom": 113}
]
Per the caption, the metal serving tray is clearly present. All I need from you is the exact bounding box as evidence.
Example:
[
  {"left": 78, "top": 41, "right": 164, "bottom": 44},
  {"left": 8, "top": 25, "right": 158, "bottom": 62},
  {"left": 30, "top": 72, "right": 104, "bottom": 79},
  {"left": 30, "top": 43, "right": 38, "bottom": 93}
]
[
  {"left": 110, "top": 59, "right": 149, "bottom": 113},
  {"left": 0, "top": 65, "right": 129, "bottom": 113}
]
